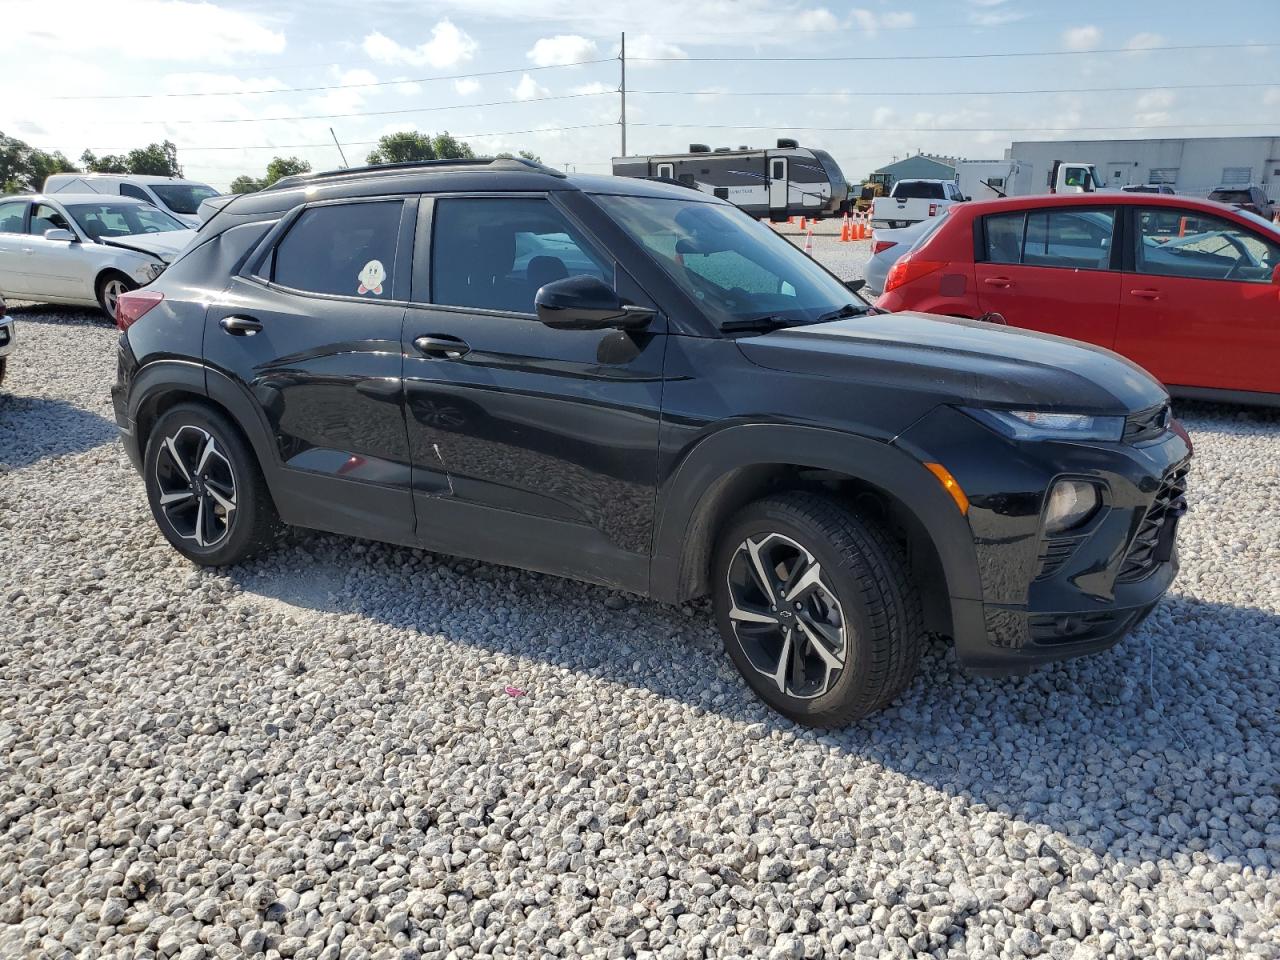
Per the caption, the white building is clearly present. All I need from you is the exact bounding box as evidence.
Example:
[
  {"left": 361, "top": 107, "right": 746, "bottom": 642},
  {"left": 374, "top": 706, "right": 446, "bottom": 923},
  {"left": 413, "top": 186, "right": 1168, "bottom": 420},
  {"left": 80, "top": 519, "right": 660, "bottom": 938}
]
[{"left": 1007, "top": 136, "right": 1280, "bottom": 200}]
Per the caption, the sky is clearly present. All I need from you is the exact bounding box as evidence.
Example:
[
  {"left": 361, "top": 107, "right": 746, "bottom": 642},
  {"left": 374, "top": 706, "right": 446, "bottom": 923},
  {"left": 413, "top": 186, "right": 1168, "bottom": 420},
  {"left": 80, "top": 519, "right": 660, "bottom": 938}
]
[{"left": 3, "top": 0, "right": 1278, "bottom": 191}]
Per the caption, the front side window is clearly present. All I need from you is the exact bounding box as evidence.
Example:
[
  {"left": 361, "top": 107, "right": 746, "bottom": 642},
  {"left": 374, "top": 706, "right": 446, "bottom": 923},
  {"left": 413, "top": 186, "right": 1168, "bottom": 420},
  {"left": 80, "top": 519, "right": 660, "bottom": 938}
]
[
  {"left": 28, "top": 203, "right": 71, "bottom": 236},
  {"left": 428, "top": 197, "right": 610, "bottom": 314},
  {"left": 150, "top": 183, "right": 219, "bottom": 215},
  {"left": 63, "top": 201, "right": 185, "bottom": 239},
  {"left": 1136, "top": 208, "right": 1280, "bottom": 283},
  {"left": 119, "top": 183, "right": 151, "bottom": 202},
  {"left": 272, "top": 201, "right": 402, "bottom": 298},
  {"left": 0, "top": 200, "right": 27, "bottom": 233},
  {"left": 596, "top": 194, "right": 858, "bottom": 327}
]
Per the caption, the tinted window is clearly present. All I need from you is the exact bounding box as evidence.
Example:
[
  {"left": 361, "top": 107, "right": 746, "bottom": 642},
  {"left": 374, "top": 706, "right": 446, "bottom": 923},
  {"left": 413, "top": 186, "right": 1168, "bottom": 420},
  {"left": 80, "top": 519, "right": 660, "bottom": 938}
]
[
  {"left": 29, "top": 203, "right": 71, "bottom": 235},
  {"left": 0, "top": 200, "right": 26, "bottom": 233},
  {"left": 894, "top": 181, "right": 945, "bottom": 200},
  {"left": 273, "top": 201, "right": 402, "bottom": 298},
  {"left": 1023, "top": 210, "right": 1113, "bottom": 269},
  {"left": 429, "top": 197, "right": 610, "bottom": 314},
  {"left": 150, "top": 183, "right": 219, "bottom": 215},
  {"left": 1136, "top": 208, "right": 1280, "bottom": 283},
  {"left": 984, "top": 212, "right": 1025, "bottom": 264},
  {"left": 119, "top": 183, "right": 151, "bottom": 202}
]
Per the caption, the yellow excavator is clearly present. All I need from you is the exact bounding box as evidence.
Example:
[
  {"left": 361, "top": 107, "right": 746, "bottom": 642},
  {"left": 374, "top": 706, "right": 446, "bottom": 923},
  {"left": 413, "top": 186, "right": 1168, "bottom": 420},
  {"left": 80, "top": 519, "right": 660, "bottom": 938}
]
[{"left": 852, "top": 174, "right": 891, "bottom": 212}]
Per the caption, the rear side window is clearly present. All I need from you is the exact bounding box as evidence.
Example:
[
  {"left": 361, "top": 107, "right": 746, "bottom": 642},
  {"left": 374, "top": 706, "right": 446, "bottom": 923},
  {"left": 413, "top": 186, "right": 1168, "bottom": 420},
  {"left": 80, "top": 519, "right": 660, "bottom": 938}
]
[
  {"left": 272, "top": 201, "right": 402, "bottom": 298},
  {"left": 427, "top": 197, "right": 610, "bottom": 314},
  {"left": 119, "top": 183, "right": 151, "bottom": 202},
  {"left": 983, "top": 209, "right": 1114, "bottom": 269}
]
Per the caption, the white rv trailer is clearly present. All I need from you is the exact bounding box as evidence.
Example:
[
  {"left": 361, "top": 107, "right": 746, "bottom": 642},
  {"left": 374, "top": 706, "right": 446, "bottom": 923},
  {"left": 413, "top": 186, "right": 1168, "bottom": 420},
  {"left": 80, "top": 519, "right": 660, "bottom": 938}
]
[{"left": 611, "top": 139, "right": 848, "bottom": 221}]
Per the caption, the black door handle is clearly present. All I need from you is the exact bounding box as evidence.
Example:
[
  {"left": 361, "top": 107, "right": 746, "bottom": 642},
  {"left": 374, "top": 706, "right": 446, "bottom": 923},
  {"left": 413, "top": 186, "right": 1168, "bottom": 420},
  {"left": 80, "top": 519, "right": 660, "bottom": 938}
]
[
  {"left": 414, "top": 334, "right": 470, "bottom": 359},
  {"left": 220, "top": 315, "right": 263, "bottom": 335}
]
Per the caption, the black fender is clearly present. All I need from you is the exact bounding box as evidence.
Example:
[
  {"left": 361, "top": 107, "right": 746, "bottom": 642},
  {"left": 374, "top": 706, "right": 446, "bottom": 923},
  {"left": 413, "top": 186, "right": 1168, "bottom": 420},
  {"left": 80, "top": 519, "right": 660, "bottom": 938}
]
[{"left": 649, "top": 424, "right": 984, "bottom": 622}]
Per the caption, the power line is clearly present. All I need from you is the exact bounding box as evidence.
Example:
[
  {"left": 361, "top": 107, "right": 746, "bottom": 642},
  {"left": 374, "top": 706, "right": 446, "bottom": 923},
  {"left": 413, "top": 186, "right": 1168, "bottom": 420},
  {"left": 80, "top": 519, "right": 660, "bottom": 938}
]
[
  {"left": 630, "top": 41, "right": 1274, "bottom": 62},
  {"left": 87, "top": 122, "right": 619, "bottom": 153},
  {"left": 634, "top": 121, "right": 1277, "bottom": 133},
  {"left": 46, "top": 58, "right": 616, "bottom": 101},
  {"left": 28, "top": 91, "right": 613, "bottom": 127},
  {"left": 631, "top": 81, "right": 1280, "bottom": 98}
]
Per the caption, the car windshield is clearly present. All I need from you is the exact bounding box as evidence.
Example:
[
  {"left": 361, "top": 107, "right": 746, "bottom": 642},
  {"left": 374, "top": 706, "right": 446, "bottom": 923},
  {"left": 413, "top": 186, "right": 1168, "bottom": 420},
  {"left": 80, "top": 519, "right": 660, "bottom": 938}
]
[
  {"left": 63, "top": 201, "right": 186, "bottom": 239},
  {"left": 894, "top": 181, "right": 945, "bottom": 200},
  {"left": 596, "top": 194, "right": 860, "bottom": 328},
  {"left": 148, "top": 183, "right": 218, "bottom": 215}
]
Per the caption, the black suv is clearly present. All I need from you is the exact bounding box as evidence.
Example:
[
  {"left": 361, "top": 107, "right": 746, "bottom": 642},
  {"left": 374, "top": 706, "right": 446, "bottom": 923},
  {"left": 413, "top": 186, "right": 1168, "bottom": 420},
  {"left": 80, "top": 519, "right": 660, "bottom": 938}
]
[{"left": 112, "top": 158, "right": 1191, "bottom": 726}]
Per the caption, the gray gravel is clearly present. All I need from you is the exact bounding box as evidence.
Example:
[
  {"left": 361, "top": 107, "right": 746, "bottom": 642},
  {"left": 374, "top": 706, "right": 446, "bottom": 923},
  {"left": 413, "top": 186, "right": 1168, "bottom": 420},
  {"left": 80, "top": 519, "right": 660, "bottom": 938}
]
[{"left": 1, "top": 290, "right": 1278, "bottom": 960}]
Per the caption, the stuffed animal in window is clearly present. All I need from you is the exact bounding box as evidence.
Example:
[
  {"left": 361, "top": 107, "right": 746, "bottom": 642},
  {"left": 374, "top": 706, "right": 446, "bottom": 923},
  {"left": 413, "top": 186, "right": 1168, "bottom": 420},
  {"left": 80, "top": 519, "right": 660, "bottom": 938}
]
[{"left": 358, "top": 259, "right": 386, "bottom": 296}]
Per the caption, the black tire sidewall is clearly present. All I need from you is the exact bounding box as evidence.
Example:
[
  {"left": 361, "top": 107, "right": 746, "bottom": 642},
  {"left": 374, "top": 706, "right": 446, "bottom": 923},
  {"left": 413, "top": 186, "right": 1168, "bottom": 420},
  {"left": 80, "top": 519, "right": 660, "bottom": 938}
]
[
  {"left": 712, "top": 498, "right": 901, "bottom": 725},
  {"left": 142, "top": 404, "right": 266, "bottom": 566},
  {"left": 96, "top": 272, "right": 137, "bottom": 321}
]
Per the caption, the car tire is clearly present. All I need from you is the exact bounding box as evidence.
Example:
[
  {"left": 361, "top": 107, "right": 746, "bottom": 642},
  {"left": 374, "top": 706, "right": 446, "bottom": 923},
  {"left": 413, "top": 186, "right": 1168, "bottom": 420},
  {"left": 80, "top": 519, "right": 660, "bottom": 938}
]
[
  {"left": 96, "top": 271, "right": 136, "bottom": 322},
  {"left": 712, "top": 492, "right": 924, "bottom": 726},
  {"left": 0, "top": 357, "right": 6, "bottom": 387},
  {"left": 143, "top": 403, "right": 280, "bottom": 566}
]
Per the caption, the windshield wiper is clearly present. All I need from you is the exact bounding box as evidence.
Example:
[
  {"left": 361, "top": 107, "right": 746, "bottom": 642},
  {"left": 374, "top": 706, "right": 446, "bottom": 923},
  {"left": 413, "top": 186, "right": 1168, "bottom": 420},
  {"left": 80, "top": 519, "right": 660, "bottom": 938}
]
[
  {"left": 813, "top": 302, "right": 871, "bottom": 323},
  {"left": 719, "top": 315, "right": 806, "bottom": 333}
]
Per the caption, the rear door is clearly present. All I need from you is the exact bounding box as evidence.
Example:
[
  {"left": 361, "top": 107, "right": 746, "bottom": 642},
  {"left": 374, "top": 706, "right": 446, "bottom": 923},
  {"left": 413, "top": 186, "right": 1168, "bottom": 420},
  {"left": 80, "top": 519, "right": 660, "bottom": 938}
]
[
  {"left": 1115, "top": 206, "right": 1280, "bottom": 393},
  {"left": 975, "top": 205, "right": 1121, "bottom": 346},
  {"left": 204, "top": 196, "right": 418, "bottom": 541},
  {"left": 400, "top": 192, "right": 665, "bottom": 592}
]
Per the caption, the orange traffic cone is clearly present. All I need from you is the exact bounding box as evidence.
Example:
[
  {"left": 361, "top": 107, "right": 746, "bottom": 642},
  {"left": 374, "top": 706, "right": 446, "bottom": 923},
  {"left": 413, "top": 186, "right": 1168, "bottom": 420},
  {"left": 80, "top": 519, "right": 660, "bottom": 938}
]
[
  {"left": 839, "top": 216, "right": 852, "bottom": 242},
  {"left": 798, "top": 215, "right": 808, "bottom": 231},
  {"left": 803, "top": 226, "right": 814, "bottom": 255},
  {"left": 859, "top": 216, "right": 871, "bottom": 240}
]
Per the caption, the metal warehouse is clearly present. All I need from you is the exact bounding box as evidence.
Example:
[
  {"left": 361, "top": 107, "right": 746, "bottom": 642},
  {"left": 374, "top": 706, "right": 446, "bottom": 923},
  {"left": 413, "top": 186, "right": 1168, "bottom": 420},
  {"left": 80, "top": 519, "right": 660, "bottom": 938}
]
[{"left": 1008, "top": 136, "right": 1280, "bottom": 200}]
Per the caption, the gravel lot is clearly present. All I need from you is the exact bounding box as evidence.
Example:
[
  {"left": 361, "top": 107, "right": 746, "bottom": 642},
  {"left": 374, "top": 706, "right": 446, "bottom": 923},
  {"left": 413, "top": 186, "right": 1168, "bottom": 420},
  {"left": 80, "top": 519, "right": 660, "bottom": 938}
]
[{"left": 1, "top": 246, "right": 1278, "bottom": 960}]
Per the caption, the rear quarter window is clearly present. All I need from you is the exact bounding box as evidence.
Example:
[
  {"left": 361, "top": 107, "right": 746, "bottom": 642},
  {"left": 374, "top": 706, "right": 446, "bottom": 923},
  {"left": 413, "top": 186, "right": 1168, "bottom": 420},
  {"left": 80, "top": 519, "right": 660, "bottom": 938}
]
[{"left": 271, "top": 201, "right": 403, "bottom": 298}]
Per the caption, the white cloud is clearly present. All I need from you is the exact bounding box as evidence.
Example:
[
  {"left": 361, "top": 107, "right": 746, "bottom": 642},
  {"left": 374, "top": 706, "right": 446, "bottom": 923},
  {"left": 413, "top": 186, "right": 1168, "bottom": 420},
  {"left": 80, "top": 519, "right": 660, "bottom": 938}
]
[
  {"left": 569, "top": 81, "right": 613, "bottom": 96},
  {"left": 795, "top": 8, "right": 839, "bottom": 31},
  {"left": 1061, "top": 25, "right": 1101, "bottom": 51},
  {"left": 1136, "top": 90, "right": 1175, "bottom": 111},
  {"left": 391, "top": 79, "right": 423, "bottom": 96},
  {"left": 1125, "top": 32, "right": 1166, "bottom": 51},
  {"left": 527, "top": 35, "right": 597, "bottom": 67},
  {"left": 513, "top": 74, "right": 549, "bottom": 101},
  {"left": 308, "top": 68, "right": 377, "bottom": 115},
  {"left": 453, "top": 78, "right": 481, "bottom": 96},
  {"left": 5, "top": 0, "right": 284, "bottom": 61},
  {"left": 362, "top": 20, "right": 477, "bottom": 69},
  {"left": 850, "top": 9, "right": 916, "bottom": 36},
  {"left": 622, "top": 35, "right": 688, "bottom": 64}
]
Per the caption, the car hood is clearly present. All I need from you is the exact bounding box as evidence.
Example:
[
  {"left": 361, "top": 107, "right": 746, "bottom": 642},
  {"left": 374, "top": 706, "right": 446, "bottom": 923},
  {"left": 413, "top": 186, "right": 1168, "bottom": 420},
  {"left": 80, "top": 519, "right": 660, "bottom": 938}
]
[
  {"left": 736, "top": 311, "right": 1167, "bottom": 414},
  {"left": 103, "top": 230, "right": 196, "bottom": 262}
]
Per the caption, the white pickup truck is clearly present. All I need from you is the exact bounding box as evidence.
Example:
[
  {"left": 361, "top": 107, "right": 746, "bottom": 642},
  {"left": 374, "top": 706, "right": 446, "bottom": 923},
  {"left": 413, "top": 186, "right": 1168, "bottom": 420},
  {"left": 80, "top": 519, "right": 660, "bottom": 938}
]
[{"left": 870, "top": 178, "right": 964, "bottom": 230}]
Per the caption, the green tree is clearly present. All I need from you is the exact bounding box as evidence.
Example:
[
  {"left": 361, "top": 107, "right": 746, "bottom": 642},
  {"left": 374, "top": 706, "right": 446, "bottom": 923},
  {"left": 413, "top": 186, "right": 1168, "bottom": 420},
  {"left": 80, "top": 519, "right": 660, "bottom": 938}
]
[
  {"left": 496, "top": 149, "right": 542, "bottom": 163},
  {"left": 263, "top": 156, "right": 310, "bottom": 186},
  {"left": 125, "top": 140, "right": 182, "bottom": 177},
  {"left": 429, "top": 132, "right": 475, "bottom": 160},
  {"left": 228, "top": 174, "right": 264, "bottom": 194},
  {"left": 366, "top": 131, "right": 436, "bottom": 165},
  {"left": 1, "top": 133, "right": 32, "bottom": 192},
  {"left": 25, "top": 148, "right": 78, "bottom": 189},
  {"left": 80, "top": 149, "right": 129, "bottom": 174}
]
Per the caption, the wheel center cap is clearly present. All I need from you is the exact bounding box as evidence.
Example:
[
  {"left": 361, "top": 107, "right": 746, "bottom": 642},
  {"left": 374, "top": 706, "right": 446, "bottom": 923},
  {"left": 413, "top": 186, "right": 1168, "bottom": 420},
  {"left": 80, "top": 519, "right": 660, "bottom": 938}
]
[{"left": 778, "top": 610, "right": 793, "bottom": 620}]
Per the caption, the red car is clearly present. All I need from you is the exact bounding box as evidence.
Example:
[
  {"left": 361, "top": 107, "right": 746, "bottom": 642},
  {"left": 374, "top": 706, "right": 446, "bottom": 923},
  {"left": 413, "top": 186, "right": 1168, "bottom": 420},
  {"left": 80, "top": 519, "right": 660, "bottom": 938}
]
[{"left": 877, "top": 193, "right": 1280, "bottom": 404}]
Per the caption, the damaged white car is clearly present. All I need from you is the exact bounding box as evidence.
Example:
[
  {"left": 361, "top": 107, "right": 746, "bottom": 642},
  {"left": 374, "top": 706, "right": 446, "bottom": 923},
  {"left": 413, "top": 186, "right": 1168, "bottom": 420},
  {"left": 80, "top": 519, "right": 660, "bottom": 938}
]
[{"left": 0, "top": 194, "right": 195, "bottom": 320}]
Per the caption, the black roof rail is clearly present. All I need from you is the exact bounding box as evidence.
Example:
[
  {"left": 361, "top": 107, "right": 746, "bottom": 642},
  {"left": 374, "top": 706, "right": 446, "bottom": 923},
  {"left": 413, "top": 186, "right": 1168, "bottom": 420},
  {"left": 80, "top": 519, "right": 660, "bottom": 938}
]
[{"left": 265, "top": 157, "right": 565, "bottom": 192}]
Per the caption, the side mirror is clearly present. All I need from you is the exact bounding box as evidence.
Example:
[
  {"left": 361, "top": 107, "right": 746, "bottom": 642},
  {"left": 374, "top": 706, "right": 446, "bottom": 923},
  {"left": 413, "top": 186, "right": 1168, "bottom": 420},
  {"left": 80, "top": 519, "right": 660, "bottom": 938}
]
[
  {"left": 44, "top": 228, "right": 76, "bottom": 242},
  {"left": 535, "top": 275, "right": 655, "bottom": 331}
]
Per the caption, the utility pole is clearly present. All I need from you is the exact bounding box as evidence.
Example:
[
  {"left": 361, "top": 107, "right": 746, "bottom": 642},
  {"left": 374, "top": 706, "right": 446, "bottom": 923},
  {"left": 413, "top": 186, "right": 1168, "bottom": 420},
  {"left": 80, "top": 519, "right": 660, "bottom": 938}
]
[
  {"left": 619, "top": 32, "right": 627, "bottom": 157},
  {"left": 329, "top": 127, "right": 349, "bottom": 168}
]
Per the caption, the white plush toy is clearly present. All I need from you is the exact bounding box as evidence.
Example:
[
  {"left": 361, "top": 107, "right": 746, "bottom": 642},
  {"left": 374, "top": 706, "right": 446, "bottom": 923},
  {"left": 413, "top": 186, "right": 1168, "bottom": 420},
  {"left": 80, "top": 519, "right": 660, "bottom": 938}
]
[{"left": 358, "top": 260, "right": 386, "bottom": 295}]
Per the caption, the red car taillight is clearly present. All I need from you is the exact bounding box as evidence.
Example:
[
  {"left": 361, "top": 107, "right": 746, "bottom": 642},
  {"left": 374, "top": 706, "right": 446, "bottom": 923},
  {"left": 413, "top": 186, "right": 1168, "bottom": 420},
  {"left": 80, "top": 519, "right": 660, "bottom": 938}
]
[
  {"left": 872, "top": 240, "right": 897, "bottom": 255},
  {"left": 883, "top": 256, "right": 946, "bottom": 293},
  {"left": 115, "top": 290, "right": 164, "bottom": 331}
]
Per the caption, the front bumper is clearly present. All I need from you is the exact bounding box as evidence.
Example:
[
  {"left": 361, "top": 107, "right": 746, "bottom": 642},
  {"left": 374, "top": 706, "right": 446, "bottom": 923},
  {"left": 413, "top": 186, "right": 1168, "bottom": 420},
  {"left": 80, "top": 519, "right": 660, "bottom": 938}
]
[{"left": 895, "top": 405, "right": 1192, "bottom": 675}]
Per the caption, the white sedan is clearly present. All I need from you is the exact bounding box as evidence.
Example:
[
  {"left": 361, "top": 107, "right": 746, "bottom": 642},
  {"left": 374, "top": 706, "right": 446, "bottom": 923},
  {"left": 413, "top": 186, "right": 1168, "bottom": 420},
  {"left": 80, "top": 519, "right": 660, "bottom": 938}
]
[{"left": 0, "top": 194, "right": 195, "bottom": 320}]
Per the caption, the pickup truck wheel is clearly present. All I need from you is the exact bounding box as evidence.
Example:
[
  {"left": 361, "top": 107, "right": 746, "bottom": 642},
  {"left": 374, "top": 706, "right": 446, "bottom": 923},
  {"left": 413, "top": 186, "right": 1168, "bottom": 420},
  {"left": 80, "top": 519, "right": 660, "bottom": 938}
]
[
  {"left": 143, "top": 403, "right": 280, "bottom": 566},
  {"left": 96, "top": 272, "right": 136, "bottom": 322},
  {"left": 713, "top": 492, "right": 924, "bottom": 726}
]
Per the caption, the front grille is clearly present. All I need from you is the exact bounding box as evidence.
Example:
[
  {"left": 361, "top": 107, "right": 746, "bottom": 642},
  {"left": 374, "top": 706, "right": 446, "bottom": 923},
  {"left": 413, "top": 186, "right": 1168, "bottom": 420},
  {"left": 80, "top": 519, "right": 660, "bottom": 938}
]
[
  {"left": 1036, "top": 533, "right": 1088, "bottom": 580},
  {"left": 1028, "top": 611, "right": 1124, "bottom": 645},
  {"left": 1124, "top": 403, "right": 1171, "bottom": 444},
  {"left": 1118, "top": 465, "right": 1189, "bottom": 582}
]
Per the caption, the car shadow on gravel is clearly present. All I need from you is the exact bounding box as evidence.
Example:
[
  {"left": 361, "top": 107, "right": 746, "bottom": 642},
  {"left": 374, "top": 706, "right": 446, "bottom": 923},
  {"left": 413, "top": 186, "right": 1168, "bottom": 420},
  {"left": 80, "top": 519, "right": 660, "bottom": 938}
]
[
  {"left": 229, "top": 531, "right": 1279, "bottom": 873},
  {"left": 4, "top": 302, "right": 109, "bottom": 327},
  {"left": 0, "top": 394, "right": 117, "bottom": 469}
]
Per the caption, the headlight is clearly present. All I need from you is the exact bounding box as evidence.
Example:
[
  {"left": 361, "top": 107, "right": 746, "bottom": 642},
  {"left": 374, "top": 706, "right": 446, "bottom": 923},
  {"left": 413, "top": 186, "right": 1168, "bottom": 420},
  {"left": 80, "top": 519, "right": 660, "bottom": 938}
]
[
  {"left": 962, "top": 407, "right": 1124, "bottom": 442},
  {"left": 135, "top": 261, "right": 165, "bottom": 283},
  {"left": 1044, "top": 479, "right": 1102, "bottom": 534}
]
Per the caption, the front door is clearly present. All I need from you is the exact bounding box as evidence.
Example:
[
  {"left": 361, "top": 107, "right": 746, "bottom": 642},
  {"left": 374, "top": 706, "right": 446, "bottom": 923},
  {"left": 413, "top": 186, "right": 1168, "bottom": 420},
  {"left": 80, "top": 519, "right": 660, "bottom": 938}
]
[
  {"left": 975, "top": 205, "right": 1122, "bottom": 346},
  {"left": 1114, "top": 206, "right": 1280, "bottom": 393},
  {"left": 401, "top": 193, "right": 665, "bottom": 592},
  {"left": 204, "top": 197, "right": 418, "bottom": 542},
  {"left": 769, "top": 157, "right": 789, "bottom": 214},
  {"left": 23, "top": 203, "right": 92, "bottom": 300}
]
